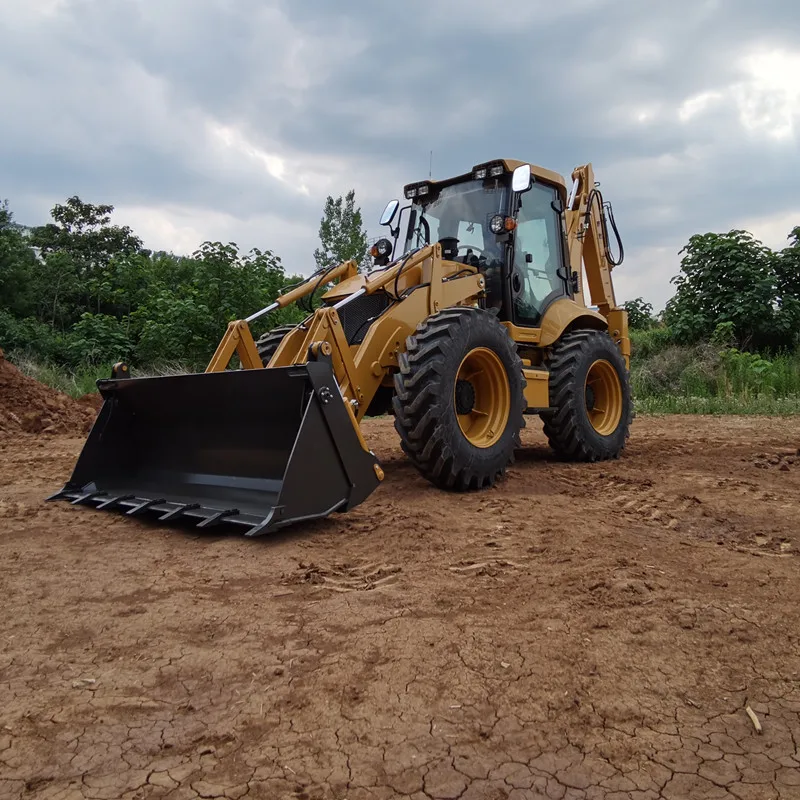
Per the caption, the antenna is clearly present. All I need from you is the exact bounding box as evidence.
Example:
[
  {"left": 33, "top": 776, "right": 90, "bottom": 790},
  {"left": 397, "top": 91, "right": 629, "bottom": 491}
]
[{"left": 429, "top": 150, "right": 433, "bottom": 178}]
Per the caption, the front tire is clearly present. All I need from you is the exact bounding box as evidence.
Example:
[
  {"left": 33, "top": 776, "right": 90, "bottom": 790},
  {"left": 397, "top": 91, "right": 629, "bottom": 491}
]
[
  {"left": 393, "top": 308, "right": 525, "bottom": 491},
  {"left": 255, "top": 324, "right": 297, "bottom": 367},
  {"left": 541, "top": 329, "right": 632, "bottom": 461}
]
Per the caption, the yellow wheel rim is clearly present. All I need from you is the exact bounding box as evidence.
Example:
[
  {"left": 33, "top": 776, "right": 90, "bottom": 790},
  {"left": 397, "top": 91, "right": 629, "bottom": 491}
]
[
  {"left": 454, "top": 347, "right": 510, "bottom": 448},
  {"left": 585, "top": 359, "right": 623, "bottom": 435}
]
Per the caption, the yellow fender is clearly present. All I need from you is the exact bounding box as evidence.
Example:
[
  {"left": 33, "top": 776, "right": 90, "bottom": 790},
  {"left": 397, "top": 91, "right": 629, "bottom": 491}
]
[{"left": 538, "top": 298, "right": 607, "bottom": 347}]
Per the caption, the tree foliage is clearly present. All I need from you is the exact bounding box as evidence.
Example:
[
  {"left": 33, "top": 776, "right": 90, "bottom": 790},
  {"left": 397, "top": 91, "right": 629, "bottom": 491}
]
[
  {"left": 623, "top": 297, "right": 656, "bottom": 330},
  {"left": 0, "top": 196, "right": 305, "bottom": 371},
  {"left": 3, "top": 191, "right": 798, "bottom": 381},
  {"left": 313, "top": 189, "right": 368, "bottom": 272},
  {"left": 664, "top": 230, "right": 799, "bottom": 350},
  {"left": 0, "top": 201, "right": 39, "bottom": 318},
  {"left": 775, "top": 226, "right": 800, "bottom": 341}
]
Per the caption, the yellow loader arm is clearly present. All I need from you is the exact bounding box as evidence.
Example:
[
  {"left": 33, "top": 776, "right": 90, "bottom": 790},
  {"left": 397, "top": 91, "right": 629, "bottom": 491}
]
[
  {"left": 205, "top": 244, "right": 486, "bottom": 421},
  {"left": 205, "top": 259, "right": 361, "bottom": 372}
]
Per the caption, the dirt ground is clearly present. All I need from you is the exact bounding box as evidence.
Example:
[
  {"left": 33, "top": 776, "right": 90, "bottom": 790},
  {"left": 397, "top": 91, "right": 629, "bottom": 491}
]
[{"left": 2, "top": 414, "right": 800, "bottom": 800}]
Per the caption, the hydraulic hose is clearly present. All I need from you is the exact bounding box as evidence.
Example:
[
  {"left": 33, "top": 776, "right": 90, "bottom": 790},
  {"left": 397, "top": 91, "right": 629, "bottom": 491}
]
[{"left": 584, "top": 188, "right": 624, "bottom": 268}]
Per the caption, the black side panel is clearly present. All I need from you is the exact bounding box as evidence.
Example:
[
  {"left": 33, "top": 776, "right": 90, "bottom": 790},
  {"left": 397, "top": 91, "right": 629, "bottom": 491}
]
[{"left": 334, "top": 292, "right": 391, "bottom": 344}]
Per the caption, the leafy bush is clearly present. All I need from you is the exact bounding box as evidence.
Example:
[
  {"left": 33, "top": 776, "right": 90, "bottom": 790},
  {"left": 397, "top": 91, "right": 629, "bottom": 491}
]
[
  {"left": 623, "top": 297, "right": 656, "bottom": 330},
  {"left": 66, "top": 313, "right": 132, "bottom": 366},
  {"left": 630, "top": 321, "right": 800, "bottom": 415},
  {"left": 0, "top": 310, "right": 70, "bottom": 362},
  {"left": 132, "top": 292, "right": 214, "bottom": 369},
  {"left": 629, "top": 326, "right": 674, "bottom": 359}
]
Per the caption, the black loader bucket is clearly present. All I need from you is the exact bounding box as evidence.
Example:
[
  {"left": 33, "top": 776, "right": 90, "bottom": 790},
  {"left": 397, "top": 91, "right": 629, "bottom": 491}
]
[{"left": 49, "top": 363, "right": 382, "bottom": 536}]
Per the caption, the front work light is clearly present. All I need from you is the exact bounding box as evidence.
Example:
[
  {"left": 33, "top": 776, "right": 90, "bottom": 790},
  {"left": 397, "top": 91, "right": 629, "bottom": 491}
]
[
  {"left": 489, "top": 215, "right": 517, "bottom": 234},
  {"left": 370, "top": 237, "right": 393, "bottom": 266},
  {"left": 404, "top": 181, "right": 433, "bottom": 200}
]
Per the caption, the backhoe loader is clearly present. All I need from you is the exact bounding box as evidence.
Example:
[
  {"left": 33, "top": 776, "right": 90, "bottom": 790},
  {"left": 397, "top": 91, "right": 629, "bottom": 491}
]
[{"left": 51, "top": 159, "right": 632, "bottom": 536}]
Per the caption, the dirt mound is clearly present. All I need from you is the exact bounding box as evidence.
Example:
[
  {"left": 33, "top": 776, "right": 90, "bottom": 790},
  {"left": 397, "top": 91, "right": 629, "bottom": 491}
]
[
  {"left": 77, "top": 392, "right": 104, "bottom": 412},
  {"left": 0, "top": 351, "right": 99, "bottom": 435}
]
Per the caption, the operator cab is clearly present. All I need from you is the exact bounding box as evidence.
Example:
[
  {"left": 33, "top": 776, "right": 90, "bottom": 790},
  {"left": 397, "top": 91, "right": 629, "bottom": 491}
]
[{"left": 378, "top": 160, "right": 572, "bottom": 327}]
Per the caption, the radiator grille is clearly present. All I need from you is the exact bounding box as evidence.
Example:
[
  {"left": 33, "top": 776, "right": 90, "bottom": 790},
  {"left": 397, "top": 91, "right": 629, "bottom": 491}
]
[{"left": 334, "top": 292, "right": 392, "bottom": 345}]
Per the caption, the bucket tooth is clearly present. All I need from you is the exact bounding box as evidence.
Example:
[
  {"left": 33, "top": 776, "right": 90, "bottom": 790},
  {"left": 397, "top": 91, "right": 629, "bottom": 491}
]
[
  {"left": 159, "top": 503, "right": 200, "bottom": 521},
  {"left": 197, "top": 508, "right": 239, "bottom": 529},
  {"left": 97, "top": 494, "right": 135, "bottom": 509},
  {"left": 126, "top": 498, "right": 165, "bottom": 516},
  {"left": 70, "top": 490, "right": 106, "bottom": 505},
  {"left": 244, "top": 512, "right": 278, "bottom": 538}
]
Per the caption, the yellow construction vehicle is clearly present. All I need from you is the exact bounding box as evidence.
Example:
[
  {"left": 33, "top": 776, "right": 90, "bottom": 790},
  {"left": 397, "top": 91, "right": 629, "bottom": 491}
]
[{"left": 51, "top": 159, "right": 632, "bottom": 535}]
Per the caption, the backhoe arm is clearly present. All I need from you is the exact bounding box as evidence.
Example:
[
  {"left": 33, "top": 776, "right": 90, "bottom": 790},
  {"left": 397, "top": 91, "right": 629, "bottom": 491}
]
[{"left": 565, "top": 163, "right": 629, "bottom": 362}]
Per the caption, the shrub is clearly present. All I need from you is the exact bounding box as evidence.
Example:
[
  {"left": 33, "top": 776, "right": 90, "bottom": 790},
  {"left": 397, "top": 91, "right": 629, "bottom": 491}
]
[{"left": 66, "top": 313, "right": 132, "bottom": 366}]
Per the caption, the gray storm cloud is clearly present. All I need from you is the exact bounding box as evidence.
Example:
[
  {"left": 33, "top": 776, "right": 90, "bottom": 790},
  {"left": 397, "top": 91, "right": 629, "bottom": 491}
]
[{"left": 1, "top": 0, "right": 798, "bottom": 306}]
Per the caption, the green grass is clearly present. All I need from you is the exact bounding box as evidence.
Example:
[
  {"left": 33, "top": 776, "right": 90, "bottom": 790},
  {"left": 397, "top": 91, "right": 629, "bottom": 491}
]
[
  {"left": 8, "top": 353, "right": 194, "bottom": 398},
  {"left": 634, "top": 394, "right": 800, "bottom": 415},
  {"left": 9, "top": 354, "right": 111, "bottom": 398},
  {"left": 629, "top": 331, "right": 800, "bottom": 415},
  {"left": 10, "top": 337, "right": 800, "bottom": 415}
]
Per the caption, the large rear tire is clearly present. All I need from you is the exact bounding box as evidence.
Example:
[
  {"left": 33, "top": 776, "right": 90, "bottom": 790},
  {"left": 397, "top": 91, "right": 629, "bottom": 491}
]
[
  {"left": 541, "top": 329, "right": 632, "bottom": 461},
  {"left": 255, "top": 324, "right": 297, "bottom": 367},
  {"left": 393, "top": 308, "right": 525, "bottom": 491}
]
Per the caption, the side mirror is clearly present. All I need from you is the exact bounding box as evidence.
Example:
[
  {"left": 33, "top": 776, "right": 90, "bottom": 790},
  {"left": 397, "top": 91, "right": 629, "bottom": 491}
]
[
  {"left": 511, "top": 164, "right": 532, "bottom": 193},
  {"left": 380, "top": 199, "right": 400, "bottom": 226}
]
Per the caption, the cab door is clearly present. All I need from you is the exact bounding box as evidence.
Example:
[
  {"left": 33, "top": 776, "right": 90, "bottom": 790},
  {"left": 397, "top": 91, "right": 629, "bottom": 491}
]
[{"left": 511, "top": 182, "right": 570, "bottom": 327}]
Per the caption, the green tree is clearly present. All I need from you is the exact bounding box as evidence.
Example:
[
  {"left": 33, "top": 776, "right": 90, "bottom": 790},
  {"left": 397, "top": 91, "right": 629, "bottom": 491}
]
[
  {"left": 664, "top": 230, "right": 781, "bottom": 350},
  {"left": 313, "top": 189, "right": 368, "bottom": 272},
  {"left": 775, "top": 226, "right": 800, "bottom": 346},
  {"left": 30, "top": 196, "right": 143, "bottom": 319},
  {"left": 130, "top": 242, "right": 295, "bottom": 367},
  {"left": 0, "top": 192, "right": 332, "bottom": 371},
  {"left": 0, "top": 200, "right": 39, "bottom": 318},
  {"left": 623, "top": 297, "right": 656, "bottom": 330}
]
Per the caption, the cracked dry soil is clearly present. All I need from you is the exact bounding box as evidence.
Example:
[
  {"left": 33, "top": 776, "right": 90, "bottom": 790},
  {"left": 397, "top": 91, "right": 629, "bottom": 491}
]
[{"left": 2, "top": 415, "right": 800, "bottom": 800}]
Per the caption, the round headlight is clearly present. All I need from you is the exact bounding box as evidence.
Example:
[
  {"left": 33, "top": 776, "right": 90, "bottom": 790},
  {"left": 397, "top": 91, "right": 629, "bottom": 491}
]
[{"left": 370, "top": 238, "right": 393, "bottom": 264}]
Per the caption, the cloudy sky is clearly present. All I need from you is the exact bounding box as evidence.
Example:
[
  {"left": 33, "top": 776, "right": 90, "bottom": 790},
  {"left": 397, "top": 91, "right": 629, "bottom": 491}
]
[{"left": 2, "top": 0, "right": 799, "bottom": 309}]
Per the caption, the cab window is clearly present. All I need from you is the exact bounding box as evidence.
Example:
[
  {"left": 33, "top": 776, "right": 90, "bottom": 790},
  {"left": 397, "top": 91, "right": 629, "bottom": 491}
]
[{"left": 513, "top": 182, "right": 567, "bottom": 325}]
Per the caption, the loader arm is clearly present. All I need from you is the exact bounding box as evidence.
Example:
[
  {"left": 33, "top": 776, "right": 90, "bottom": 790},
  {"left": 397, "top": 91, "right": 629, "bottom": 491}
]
[
  {"left": 565, "top": 163, "right": 630, "bottom": 363},
  {"left": 266, "top": 244, "right": 486, "bottom": 420},
  {"left": 205, "top": 259, "right": 361, "bottom": 373},
  {"left": 204, "top": 244, "right": 485, "bottom": 420}
]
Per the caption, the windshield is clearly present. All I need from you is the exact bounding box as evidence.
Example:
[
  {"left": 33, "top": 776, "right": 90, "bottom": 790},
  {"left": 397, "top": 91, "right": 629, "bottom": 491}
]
[{"left": 403, "top": 179, "right": 509, "bottom": 263}]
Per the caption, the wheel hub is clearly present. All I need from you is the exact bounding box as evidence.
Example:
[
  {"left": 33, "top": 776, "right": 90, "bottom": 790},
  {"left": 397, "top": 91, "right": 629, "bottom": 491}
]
[
  {"left": 584, "top": 359, "right": 623, "bottom": 435},
  {"left": 453, "top": 347, "right": 511, "bottom": 448},
  {"left": 455, "top": 379, "right": 476, "bottom": 415}
]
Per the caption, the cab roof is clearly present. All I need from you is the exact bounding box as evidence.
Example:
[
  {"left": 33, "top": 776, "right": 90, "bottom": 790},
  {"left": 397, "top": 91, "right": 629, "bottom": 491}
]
[{"left": 404, "top": 159, "right": 567, "bottom": 201}]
